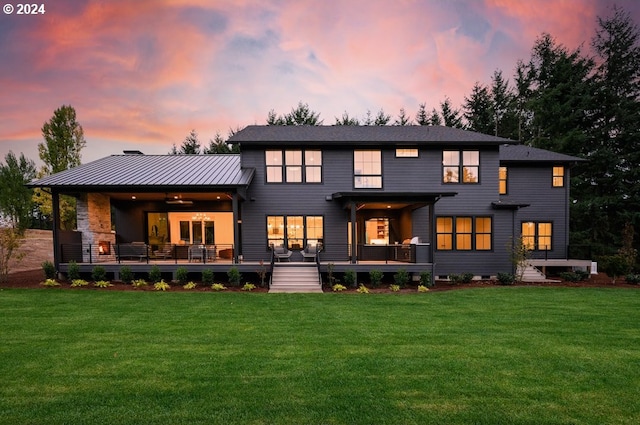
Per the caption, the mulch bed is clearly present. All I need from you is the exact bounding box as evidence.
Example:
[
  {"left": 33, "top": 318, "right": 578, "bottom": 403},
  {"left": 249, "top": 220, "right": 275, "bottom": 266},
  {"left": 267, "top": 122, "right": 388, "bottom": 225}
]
[{"left": 2, "top": 270, "right": 637, "bottom": 292}]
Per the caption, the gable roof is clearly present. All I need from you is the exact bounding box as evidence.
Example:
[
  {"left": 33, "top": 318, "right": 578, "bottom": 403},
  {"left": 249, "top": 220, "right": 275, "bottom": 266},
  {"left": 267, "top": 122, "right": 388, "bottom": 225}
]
[
  {"left": 29, "top": 154, "right": 254, "bottom": 189},
  {"left": 499, "top": 144, "right": 585, "bottom": 164},
  {"left": 229, "top": 125, "right": 516, "bottom": 146}
]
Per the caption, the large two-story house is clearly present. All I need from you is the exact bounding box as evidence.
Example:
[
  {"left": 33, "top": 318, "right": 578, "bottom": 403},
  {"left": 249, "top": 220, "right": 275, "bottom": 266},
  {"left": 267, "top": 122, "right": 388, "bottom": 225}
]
[{"left": 30, "top": 125, "right": 587, "bottom": 283}]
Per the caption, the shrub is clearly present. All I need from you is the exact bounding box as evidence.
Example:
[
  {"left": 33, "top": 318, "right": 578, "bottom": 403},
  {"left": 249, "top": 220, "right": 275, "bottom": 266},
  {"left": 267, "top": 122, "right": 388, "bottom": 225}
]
[
  {"left": 67, "top": 260, "right": 80, "bottom": 280},
  {"left": 183, "top": 281, "right": 197, "bottom": 290},
  {"left": 227, "top": 266, "right": 242, "bottom": 287},
  {"left": 417, "top": 285, "right": 429, "bottom": 293},
  {"left": 211, "top": 283, "right": 227, "bottom": 291},
  {"left": 625, "top": 274, "right": 640, "bottom": 284},
  {"left": 496, "top": 272, "right": 515, "bottom": 285},
  {"left": 154, "top": 280, "right": 170, "bottom": 291},
  {"left": 202, "top": 269, "right": 214, "bottom": 285},
  {"left": 131, "top": 279, "right": 148, "bottom": 288},
  {"left": 575, "top": 269, "right": 590, "bottom": 281},
  {"left": 119, "top": 266, "right": 133, "bottom": 284},
  {"left": 357, "top": 284, "right": 370, "bottom": 294},
  {"left": 242, "top": 282, "right": 256, "bottom": 291},
  {"left": 176, "top": 266, "right": 189, "bottom": 284},
  {"left": 148, "top": 265, "right": 162, "bottom": 283},
  {"left": 42, "top": 260, "right": 56, "bottom": 279},
  {"left": 369, "top": 269, "right": 383, "bottom": 288},
  {"left": 559, "top": 271, "right": 581, "bottom": 282},
  {"left": 460, "top": 272, "right": 474, "bottom": 283},
  {"left": 332, "top": 284, "right": 347, "bottom": 292},
  {"left": 393, "top": 269, "right": 409, "bottom": 288},
  {"left": 41, "top": 278, "right": 60, "bottom": 287},
  {"left": 70, "top": 279, "right": 89, "bottom": 287},
  {"left": 326, "top": 263, "right": 336, "bottom": 286},
  {"left": 389, "top": 284, "right": 401, "bottom": 292},
  {"left": 93, "top": 280, "right": 112, "bottom": 288},
  {"left": 343, "top": 270, "right": 357, "bottom": 288},
  {"left": 419, "top": 271, "right": 433, "bottom": 287},
  {"left": 91, "top": 265, "right": 107, "bottom": 282}
]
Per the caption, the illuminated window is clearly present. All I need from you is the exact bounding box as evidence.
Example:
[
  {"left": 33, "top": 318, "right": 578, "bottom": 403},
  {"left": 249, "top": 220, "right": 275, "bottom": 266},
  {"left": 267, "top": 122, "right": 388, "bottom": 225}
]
[
  {"left": 266, "top": 150, "right": 322, "bottom": 183},
  {"left": 396, "top": 148, "right": 418, "bottom": 157},
  {"left": 354, "top": 150, "right": 382, "bottom": 188},
  {"left": 305, "top": 216, "right": 324, "bottom": 246},
  {"left": 443, "top": 150, "right": 479, "bottom": 183},
  {"left": 499, "top": 167, "right": 507, "bottom": 195},
  {"left": 521, "top": 221, "right": 552, "bottom": 250},
  {"left": 267, "top": 215, "right": 323, "bottom": 249},
  {"left": 267, "top": 216, "right": 285, "bottom": 247},
  {"left": 437, "top": 216, "right": 492, "bottom": 250},
  {"left": 553, "top": 166, "right": 564, "bottom": 187}
]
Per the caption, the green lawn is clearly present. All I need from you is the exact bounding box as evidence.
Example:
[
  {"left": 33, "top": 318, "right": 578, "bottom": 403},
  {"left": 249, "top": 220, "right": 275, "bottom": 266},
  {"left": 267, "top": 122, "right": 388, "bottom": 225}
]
[{"left": 1, "top": 287, "right": 639, "bottom": 425}]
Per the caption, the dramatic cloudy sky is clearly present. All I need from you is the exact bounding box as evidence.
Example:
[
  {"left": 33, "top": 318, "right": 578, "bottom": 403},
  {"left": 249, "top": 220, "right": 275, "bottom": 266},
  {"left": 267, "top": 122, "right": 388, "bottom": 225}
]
[{"left": 1, "top": 0, "right": 638, "bottom": 165}]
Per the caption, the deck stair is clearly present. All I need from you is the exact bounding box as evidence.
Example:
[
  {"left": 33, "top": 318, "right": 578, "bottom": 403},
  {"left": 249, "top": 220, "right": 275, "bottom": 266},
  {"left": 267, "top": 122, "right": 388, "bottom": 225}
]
[
  {"left": 517, "top": 263, "right": 560, "bottom": 283},
  {"left": 269, "top": 263, "right": 323, "bottom": 293}
]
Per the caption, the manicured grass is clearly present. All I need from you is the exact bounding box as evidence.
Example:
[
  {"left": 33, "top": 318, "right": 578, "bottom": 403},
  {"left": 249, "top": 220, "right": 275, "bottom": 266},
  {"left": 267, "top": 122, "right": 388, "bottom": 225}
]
[{"left": 1, "top": 287, "right": 639, "bottom": 425}]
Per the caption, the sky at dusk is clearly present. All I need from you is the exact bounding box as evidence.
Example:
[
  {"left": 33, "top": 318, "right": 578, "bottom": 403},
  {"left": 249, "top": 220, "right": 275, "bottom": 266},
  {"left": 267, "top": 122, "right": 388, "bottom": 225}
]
[{"left": 1, "top": 0, "right": 639, "bottom": 166}]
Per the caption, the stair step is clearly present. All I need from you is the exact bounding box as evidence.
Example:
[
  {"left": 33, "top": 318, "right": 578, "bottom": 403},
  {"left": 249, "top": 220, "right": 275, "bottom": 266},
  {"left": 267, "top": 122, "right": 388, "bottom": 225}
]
[{"left": 270, "top": 264, "right": 322, "bottom": 293}]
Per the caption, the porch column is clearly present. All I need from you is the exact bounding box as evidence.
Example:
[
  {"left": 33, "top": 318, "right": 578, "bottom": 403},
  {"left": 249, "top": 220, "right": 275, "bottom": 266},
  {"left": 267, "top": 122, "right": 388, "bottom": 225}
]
[
  {"left": 429, "top": 202, "right": 436, "bottom": 286},
  {"left": 51, "top": 190, "right": 61, "bottom": 270},
  {"left": 232, "top": 193, "right": 240, "bottom": 263},
  {"left": 350, "top": 200, "right": 357, "bottom": 264},
  {"left": 76, "top": 193, "right": 116, "bottom": 263}
]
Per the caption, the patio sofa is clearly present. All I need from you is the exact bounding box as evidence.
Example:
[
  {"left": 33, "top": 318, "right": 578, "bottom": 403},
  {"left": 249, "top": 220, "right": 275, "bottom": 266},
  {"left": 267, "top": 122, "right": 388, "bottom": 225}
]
[{"left": 116, "top": 242, "right": 149, "bottom": 261}]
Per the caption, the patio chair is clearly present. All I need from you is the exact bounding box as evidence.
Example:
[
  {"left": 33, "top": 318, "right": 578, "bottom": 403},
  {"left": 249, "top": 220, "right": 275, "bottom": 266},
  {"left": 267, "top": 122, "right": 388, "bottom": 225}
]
[
  {"left": 153, "top": 243, "right": 173, "bottom": 259},
  {"left": 273, "top": 245, "right": 292, "bottom": 262},
  {"left": 301, "top": 244, "right": 318, "bottom": 262},
  {"left": 188, "top": 245, "right": 205, "bottom": 262},
  {"left": 206, "top": 245, "right": 217, "bottom": 262}
]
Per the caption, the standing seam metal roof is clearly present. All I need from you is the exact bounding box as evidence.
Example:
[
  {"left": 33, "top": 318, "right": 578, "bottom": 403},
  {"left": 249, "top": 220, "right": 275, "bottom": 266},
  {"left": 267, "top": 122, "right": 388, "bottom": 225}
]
[{"left": 29, "top": 154, "right": 254, "bottom": 188}]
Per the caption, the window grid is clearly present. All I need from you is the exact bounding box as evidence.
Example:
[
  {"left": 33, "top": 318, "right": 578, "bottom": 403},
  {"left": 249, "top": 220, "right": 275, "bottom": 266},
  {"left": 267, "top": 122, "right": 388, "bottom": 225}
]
[
  {"left": 521, "top": 221, "right": 552, "bottom": 251},
  {"left": 266, "top": 150, "right": 322, "bottom": 183},
  {"left": 437, "top": 216, "right": 492, "bottom": 251},
  {"left": 354, "top": 150, "right": 382, "bottom": 188},
  {"left": 552, "top": 166, "right": 564, "bottom": 187},
  {"left": 443, "top": 150, "right": 479, "bottom": 184},
  {"left": 499, "top": 167, "right": 507, "bottom": 195},
  {"left": 267, "top": 215, "right": 324, "bottom": 249},
  {"left": 396, "top": 148, "right": 418, "bottom": 157}
]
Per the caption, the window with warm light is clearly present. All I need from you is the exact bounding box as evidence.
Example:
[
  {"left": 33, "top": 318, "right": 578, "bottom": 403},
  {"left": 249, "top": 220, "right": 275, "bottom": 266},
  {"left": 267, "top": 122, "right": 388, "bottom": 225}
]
[
  {"left": 552, "top": 166, "right": 564, "bottom": 187},
  {"left": 266, "top": 150, "right": 322, "bottom": 183},
  {"left": 354, "top": 150, "right": 382, "bottom": 188},
  {"left": 499, "top": 167, "right": 508, "bottom": 194},
  {"left": 396, "top": 148, "right": 418, "bottom": 157},
  {"left": 443, "top": 150, "right": 479, "bottom": 183},
  {"left": 437, "top": 216, "right": 492, "bottom": 250},
  {"left": 521, "top": 221, "right": 552, "bottom": 250},
  {"left": 267, "top": 215, "right": 323, "bottom": 249}
]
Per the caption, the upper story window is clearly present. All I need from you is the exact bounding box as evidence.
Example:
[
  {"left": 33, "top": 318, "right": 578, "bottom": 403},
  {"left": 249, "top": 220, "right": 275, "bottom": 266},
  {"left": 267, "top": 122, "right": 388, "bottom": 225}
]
[
  {"left": 266, "top": 150, "right": 322, "bottom": 183},
  {"left": 443, "top": 150, "right": 479, "bottom": 183},
  {"left": 499, "top": 167, "right": 508, "bottom": 195},
  {"left": 396, "top": 148, "right": 418, "bottom": 157},
  {"left": 354, "top": 150, "right": 382, "bottom": 188},
  {"left": 552, "top": 166, "right": 564, "bottom": 187}
]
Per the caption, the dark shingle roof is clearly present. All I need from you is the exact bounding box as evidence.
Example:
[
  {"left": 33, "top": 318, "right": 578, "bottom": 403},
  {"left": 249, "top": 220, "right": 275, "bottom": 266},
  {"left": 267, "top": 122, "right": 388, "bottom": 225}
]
[
  {"left": 499, "top": 144, "right": 585, "bottom": 163},
  {"left": 29, "top": 154, "right": 254, "bottom": 188},
  {"left": 229, "top": 125, "right": 516, "bottom": 145}
]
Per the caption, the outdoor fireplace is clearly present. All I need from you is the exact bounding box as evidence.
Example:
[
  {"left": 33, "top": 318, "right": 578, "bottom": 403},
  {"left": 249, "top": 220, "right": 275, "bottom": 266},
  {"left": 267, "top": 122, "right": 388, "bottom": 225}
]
[{"left": 98, "top": 241, "right": 111, "bottom": 255}]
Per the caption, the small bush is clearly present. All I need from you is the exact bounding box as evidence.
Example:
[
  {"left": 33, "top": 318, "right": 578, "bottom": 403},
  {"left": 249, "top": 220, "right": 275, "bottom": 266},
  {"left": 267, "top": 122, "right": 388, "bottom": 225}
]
[
  {"left": 202, "top": 269, "right": 214, "bottom": 285},
  {"left": 154, "top": 280, "right": 170, "bottom": 291},
  {"left": 211, "top": 283, "right": 227, "bottom": 291},
  {"left": 389, "top": 284, "right": 401, "bottom": 292},
  {"left": 559, "top": 271, "right": 581, "bottom": 282},
  {"left": 93, "top": 280, "right": 112, "bottom": 288},
  {"left": 625, "top": 274, "right": 640, "bottom": 284},
  {"left": 227, "top": 267, "right": 242, "bottom": 287},
  {"left": 357, "top": 284, "right": 370, "bottom": 294},
  {"left": 131, "top": 279, "right": 148, "bottom": 288},
  {"left": 91, "top": 265, "right": 107, "bottom": 282},
  {"left": 417, "top": 285, "right": 429, "bottom": 292},
  {"left": 496, "top": 272, "right": 515, "bottom": 285},
  {"left": 369, "top": 269, "right": 383, "bottom": 288},
  {"left": 343, "top": 270, "right": 357, "bottom": 288},
  {"left": 41, "top": 278, "right": 60, "bottom": 287},
  {"left": 176, "top": 267, "right": 189, "bottom": 284},
  {"left": 575, "top": 269, "right": 590, "bottom": 281},
  {"left": 460, "top": 272, "right": 474, "bottom": 283},
  {"left": 183, "top": 281, "right": 197, "bottom": 290},
  {"left": 148, "top": 265, "right": 162, "bottom": 283},
  {"left": 70, "top": 279, "right": 89, "bottom": 287},
  {"left": 419, "top": 271, "right": 433, "bottom": 287},
  {"left": 67, "top": 260, "right": 80, "bottom": 280},
  {"left": 332, "top": 284, "right": 347, "bottom": 292},
  {"left": 393, "top": 269, "right": 409, "bottom": 288},
  {"left": 119, "top": 266, "right": 133, "bottom": 284},
  {"left": 242, "top": 282, "right": 256, "bottom": 291},
  {"left": 42, "top": 261, "right": 56, "bottom": 279}
]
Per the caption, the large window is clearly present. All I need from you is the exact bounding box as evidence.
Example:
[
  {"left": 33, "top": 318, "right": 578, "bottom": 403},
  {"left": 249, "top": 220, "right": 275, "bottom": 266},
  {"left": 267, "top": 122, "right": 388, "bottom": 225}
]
[
  {"left": 266, "top": 150, "right": 322, "bottom": 183},
  {"left": 552, "top": 166, "right": 564, "bottom": 187},
  {"left": 499, "top": 167, "right": 508, "bottom": 194},
  {"left": 437, "top": 216, "right": 492, "bottom": 250},
  {"left": 522, "top": 221, "right": 552, "bottom": 251},
  {"left": 443, "top": 150, "right": 479, "bottom": 183},
  {"left": 354, "top": 150, "right": 382, "bottom": 188},
  {"left": 267, "top": 215, "right": 323, "bottom": 250}
]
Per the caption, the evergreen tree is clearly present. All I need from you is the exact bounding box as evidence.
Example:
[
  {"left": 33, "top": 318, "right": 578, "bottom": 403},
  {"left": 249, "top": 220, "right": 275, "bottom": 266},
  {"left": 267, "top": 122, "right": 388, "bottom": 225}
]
[
  {"left": 415, "top": 103, "right": 429, "bottom": 125},
  {"left": 203, "top": 132, "right": 232, "bottom": 154},
  {"left": 335, "top": 112, "right": 360, "bottom": 125},
  {"left": 394, "top": 108, "right": 412, "bottom": 125},
  {"left": 463, "top": 83, "right": 493, "bottom": 134},
  {"left": 0, "top": 152, "right": 36, "bottom": 232},
  {"left": 428, "top": 108, "right": 442, "bottom": 126},
  {"left": 490, "top": 70, "right": 519, "bottom": 139},
  {"left": 39, "top": 105, "right": 86, "bottom": 174},
  {"left": 266, "top": 102, "right": 322, "bottom": 125},
  {"left": 440, "top": 97, "right": 464, "bottom": 128},
  {"left": 374, "top": 109, "right": 391, "bottom": 125}
]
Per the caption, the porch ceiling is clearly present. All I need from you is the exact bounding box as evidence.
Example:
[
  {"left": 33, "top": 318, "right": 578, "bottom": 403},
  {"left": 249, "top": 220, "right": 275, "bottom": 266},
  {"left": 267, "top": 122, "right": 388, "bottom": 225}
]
[
  {"left": 105, "top": 191, "right": 236, "bottom": 202},
  {"left": 332, "top": 191, "right": 457, "bottom": 210}
]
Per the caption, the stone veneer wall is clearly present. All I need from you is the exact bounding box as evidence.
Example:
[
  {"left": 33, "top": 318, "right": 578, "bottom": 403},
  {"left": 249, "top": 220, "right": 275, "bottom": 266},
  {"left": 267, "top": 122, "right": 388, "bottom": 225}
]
[{"left": 76, "top": 193, "right": 116, "bottom": 262}]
